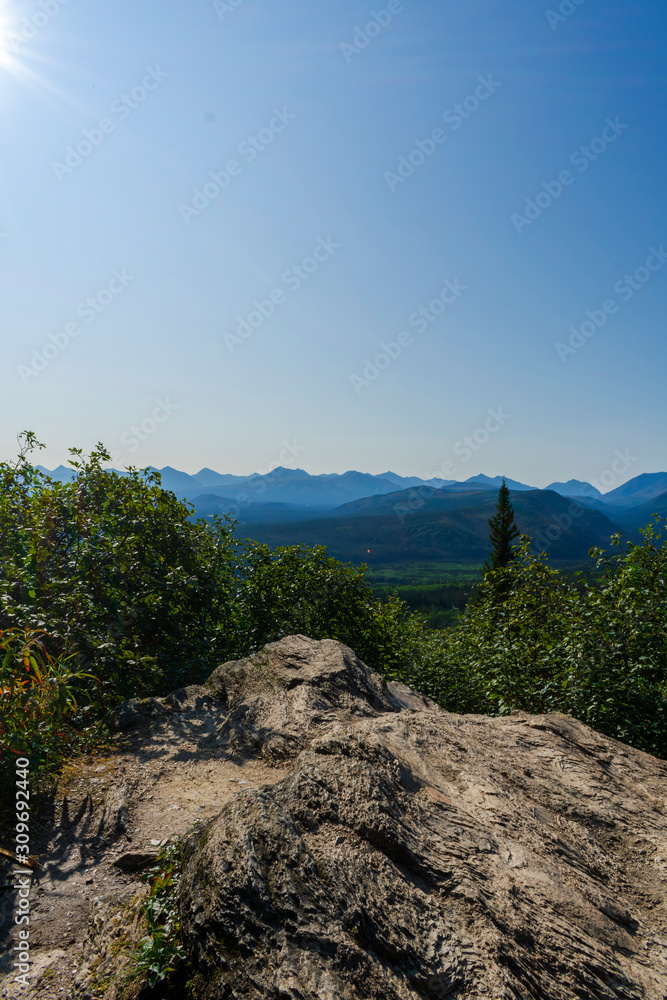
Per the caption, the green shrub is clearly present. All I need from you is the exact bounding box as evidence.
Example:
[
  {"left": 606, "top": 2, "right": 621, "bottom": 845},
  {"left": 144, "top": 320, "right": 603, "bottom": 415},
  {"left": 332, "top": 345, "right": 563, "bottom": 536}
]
[
  {"left": 0, "top": 627, "right": 101, "bottom": 824},
  {"left": 421, "top": 529, "right": 667, "bottom": 757},
  {"left": 0, "top": 434, "right": 417, "bottom": 705},
  {"left": 0, "top": 435, "right": 239, "bottom": 700}
]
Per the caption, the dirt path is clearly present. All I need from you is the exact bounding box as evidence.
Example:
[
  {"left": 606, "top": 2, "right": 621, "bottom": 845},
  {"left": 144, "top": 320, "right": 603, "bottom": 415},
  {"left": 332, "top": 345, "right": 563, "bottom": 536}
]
[{"left": 0, "top": 685, "right": 289, "bottom": 999}]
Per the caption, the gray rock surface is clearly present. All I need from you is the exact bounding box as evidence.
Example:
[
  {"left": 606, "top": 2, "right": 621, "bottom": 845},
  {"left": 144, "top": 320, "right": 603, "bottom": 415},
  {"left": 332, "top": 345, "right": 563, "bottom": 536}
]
[
  {"left": 110, "top": 851, "right": 159, "bottom": 873},
  {"left": 205, "top": 635, "right": 396, "bottom": 760},
  {"left": 176, "top": 636, "right": 667, "bottom": 999},
  {"left": 2, "top": 635, "right": 666, "bottom": 1000}
]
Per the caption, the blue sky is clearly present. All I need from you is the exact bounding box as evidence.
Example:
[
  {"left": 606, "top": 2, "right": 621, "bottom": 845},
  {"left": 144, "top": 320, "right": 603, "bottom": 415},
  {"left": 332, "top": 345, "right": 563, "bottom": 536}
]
[{"left": 0, "top": 0, "right": 664, "bottom": 488}]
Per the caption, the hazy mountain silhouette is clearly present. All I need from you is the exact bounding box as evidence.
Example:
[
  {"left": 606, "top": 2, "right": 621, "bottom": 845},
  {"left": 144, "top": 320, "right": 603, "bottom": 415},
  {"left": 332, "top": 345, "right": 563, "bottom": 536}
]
[
  {"left": 546, "top": 479, "right": 603, "bottom": 500},
  {"left": 35, "top": 466, "right": 666, "bottom": 531}
]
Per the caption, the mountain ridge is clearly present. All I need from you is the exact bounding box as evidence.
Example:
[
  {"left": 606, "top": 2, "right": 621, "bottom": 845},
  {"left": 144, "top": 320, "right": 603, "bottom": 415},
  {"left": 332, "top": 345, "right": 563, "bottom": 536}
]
[
  {"left": 34, "top": 465, "right": 667, "bottom": 514},
  {"left": 545, "top": 479, "right": 603, "bottom": 500}
]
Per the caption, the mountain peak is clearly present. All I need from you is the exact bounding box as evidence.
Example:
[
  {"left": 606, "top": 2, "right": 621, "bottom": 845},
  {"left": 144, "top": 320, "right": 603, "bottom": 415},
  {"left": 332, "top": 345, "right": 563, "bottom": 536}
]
[
  {"left": 464, "top": 474, "right": 535, "bottom": 491},
  {"left": 249, "top": 466, "right": 307, "bottom": 479},
  {"left": 546, "top": 480, "right": 602, "bottom": 500},
  {"left": 601, "top": 472, "right": 667, "bottom": 504}
]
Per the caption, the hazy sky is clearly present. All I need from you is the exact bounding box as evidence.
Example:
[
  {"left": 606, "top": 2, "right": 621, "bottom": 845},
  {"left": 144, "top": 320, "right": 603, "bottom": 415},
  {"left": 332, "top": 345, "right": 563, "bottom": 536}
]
[{"left": 0, "top": 0, "right": 665, "bottom": 487}]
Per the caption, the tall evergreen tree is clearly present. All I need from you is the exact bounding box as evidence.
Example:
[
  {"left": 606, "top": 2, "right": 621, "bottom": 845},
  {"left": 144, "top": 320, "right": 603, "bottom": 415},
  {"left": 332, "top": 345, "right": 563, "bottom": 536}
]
[{"left": 486, "top": 479, "right": 520, "bottom": 571}]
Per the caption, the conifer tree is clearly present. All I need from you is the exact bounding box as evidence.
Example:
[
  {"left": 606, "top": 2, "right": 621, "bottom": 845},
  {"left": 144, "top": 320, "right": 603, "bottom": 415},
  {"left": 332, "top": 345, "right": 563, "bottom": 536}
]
[{"left": 486, "top": 479, "right": 520, "bottom": 571}]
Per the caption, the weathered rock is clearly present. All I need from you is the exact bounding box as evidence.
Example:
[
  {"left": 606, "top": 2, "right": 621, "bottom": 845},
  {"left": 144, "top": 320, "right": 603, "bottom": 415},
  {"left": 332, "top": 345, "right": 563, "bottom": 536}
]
[
  {"left": 5, "top": 636, "right": 666, "bottom": 1000},
  {"left": 109, "top": 696, "right": 172, "bottom": 732},
  {"left": 95, "top": 782, "right": 129, "bottom": 844},
  {"left": 111, "top": 851, "right": 159, "bottom": 873},
  {"left": 166, "top": 684, "right": 221, "bottom": 714},
  {"left": 177, "top": 637, "right": 667, "bottom": 999},
  {"left": 205, "top": 634, "right": 397, "bottom": 760}
]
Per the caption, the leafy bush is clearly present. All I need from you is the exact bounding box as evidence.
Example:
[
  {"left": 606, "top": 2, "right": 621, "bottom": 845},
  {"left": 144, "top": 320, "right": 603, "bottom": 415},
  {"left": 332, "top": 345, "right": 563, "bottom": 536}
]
[
  {"left": 229, "top": 540, "right": 419, "bottom": 676},
  {"left": 0, "top": 435, "right": 239, "bottom": 701},
  {"left": 413, "top": 529, "right": 667, "bottom": 757},
  {"left": 0, "top": 434, "right": 415, "bottom": 706},
  {"left": 0, "top": 627, "right": 101, "bottom": 823}
]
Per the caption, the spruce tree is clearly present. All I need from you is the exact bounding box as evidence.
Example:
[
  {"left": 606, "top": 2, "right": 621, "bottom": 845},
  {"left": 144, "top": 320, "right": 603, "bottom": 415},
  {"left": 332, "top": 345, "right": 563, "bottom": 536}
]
[{"left": 486, "top": 479, "right": 520, "bottom": 571}]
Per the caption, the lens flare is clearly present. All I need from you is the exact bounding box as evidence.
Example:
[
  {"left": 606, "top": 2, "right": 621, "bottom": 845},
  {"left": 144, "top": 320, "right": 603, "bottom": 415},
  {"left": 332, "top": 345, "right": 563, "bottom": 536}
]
[{"left": 0, "top": 1, "right": 80, "bottom": 113}]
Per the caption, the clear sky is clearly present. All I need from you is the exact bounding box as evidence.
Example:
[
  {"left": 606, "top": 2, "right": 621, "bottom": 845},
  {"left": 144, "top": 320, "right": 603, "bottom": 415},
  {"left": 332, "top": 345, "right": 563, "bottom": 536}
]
[{"left": 0, "top": 0, "right": 664, "bottom": 488}]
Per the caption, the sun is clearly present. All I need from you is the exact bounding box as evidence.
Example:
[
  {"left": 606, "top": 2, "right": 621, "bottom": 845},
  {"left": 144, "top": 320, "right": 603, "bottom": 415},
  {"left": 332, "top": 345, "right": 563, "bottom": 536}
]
[
  {"left": 0, "top": 0, "right": 59, "bottom": 76},
  {"left": 0, "top": 0, "right": 73, "bottom": 105},
  {"left": 0, "top": 4, "right": 23, "bottom": 75}
]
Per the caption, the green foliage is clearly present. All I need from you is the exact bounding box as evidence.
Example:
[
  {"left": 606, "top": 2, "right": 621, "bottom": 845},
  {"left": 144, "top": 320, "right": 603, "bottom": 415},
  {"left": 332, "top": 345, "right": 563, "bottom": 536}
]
[
  {"left": 228, "top": 541, "right": 414, "bottom": 674},
  {"left": 134, "top": 839, "right": 186, "bottom": 988},
  {"left": 422, "top": 528, "right": 667, "bottom": 757},
  {"left": 0, "top": 434, "right": 238, "bottom": 701},
  {"left": 371, "top": 577, "right": 473, "bottom": 628},
  {"left": 485, "top": 478, "right": 520, "bottom": 573},
  {"left": 0, "top": 433, "right": 416, "bottom": 704},
  {"left": 0, "top": 627, "right": 102, "bottom": 824}
]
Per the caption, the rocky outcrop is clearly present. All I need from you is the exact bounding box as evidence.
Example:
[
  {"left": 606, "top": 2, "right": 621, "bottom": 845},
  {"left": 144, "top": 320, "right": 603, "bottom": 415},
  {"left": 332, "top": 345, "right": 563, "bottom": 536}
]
[
  {"left": 174, "top": 637, "right": 667, "bottom": 999},
  {"left": 3, "top": 636, "right": 667, "bottom": 999}
]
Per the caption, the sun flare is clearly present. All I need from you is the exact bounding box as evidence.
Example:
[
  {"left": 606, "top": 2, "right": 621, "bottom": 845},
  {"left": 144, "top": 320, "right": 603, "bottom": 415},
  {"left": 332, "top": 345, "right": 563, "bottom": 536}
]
[
  {"left": 0, "top": 6, "right": 23, "bottom": 75},
  {"left": 0, "top": 1, "right": 78, "bottom": 111}
]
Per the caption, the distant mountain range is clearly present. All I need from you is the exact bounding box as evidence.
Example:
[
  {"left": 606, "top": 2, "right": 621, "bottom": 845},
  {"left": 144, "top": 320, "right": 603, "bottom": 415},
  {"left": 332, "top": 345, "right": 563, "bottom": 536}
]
[
  {"left": 37, "top": 464, "right": 455, "bottom": 508},
  {"left": 33, "top": 463, "right": 667, "bottom": 566},
  {"left": 36, "top": 464, "right": 667, "bottom": 514}
]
